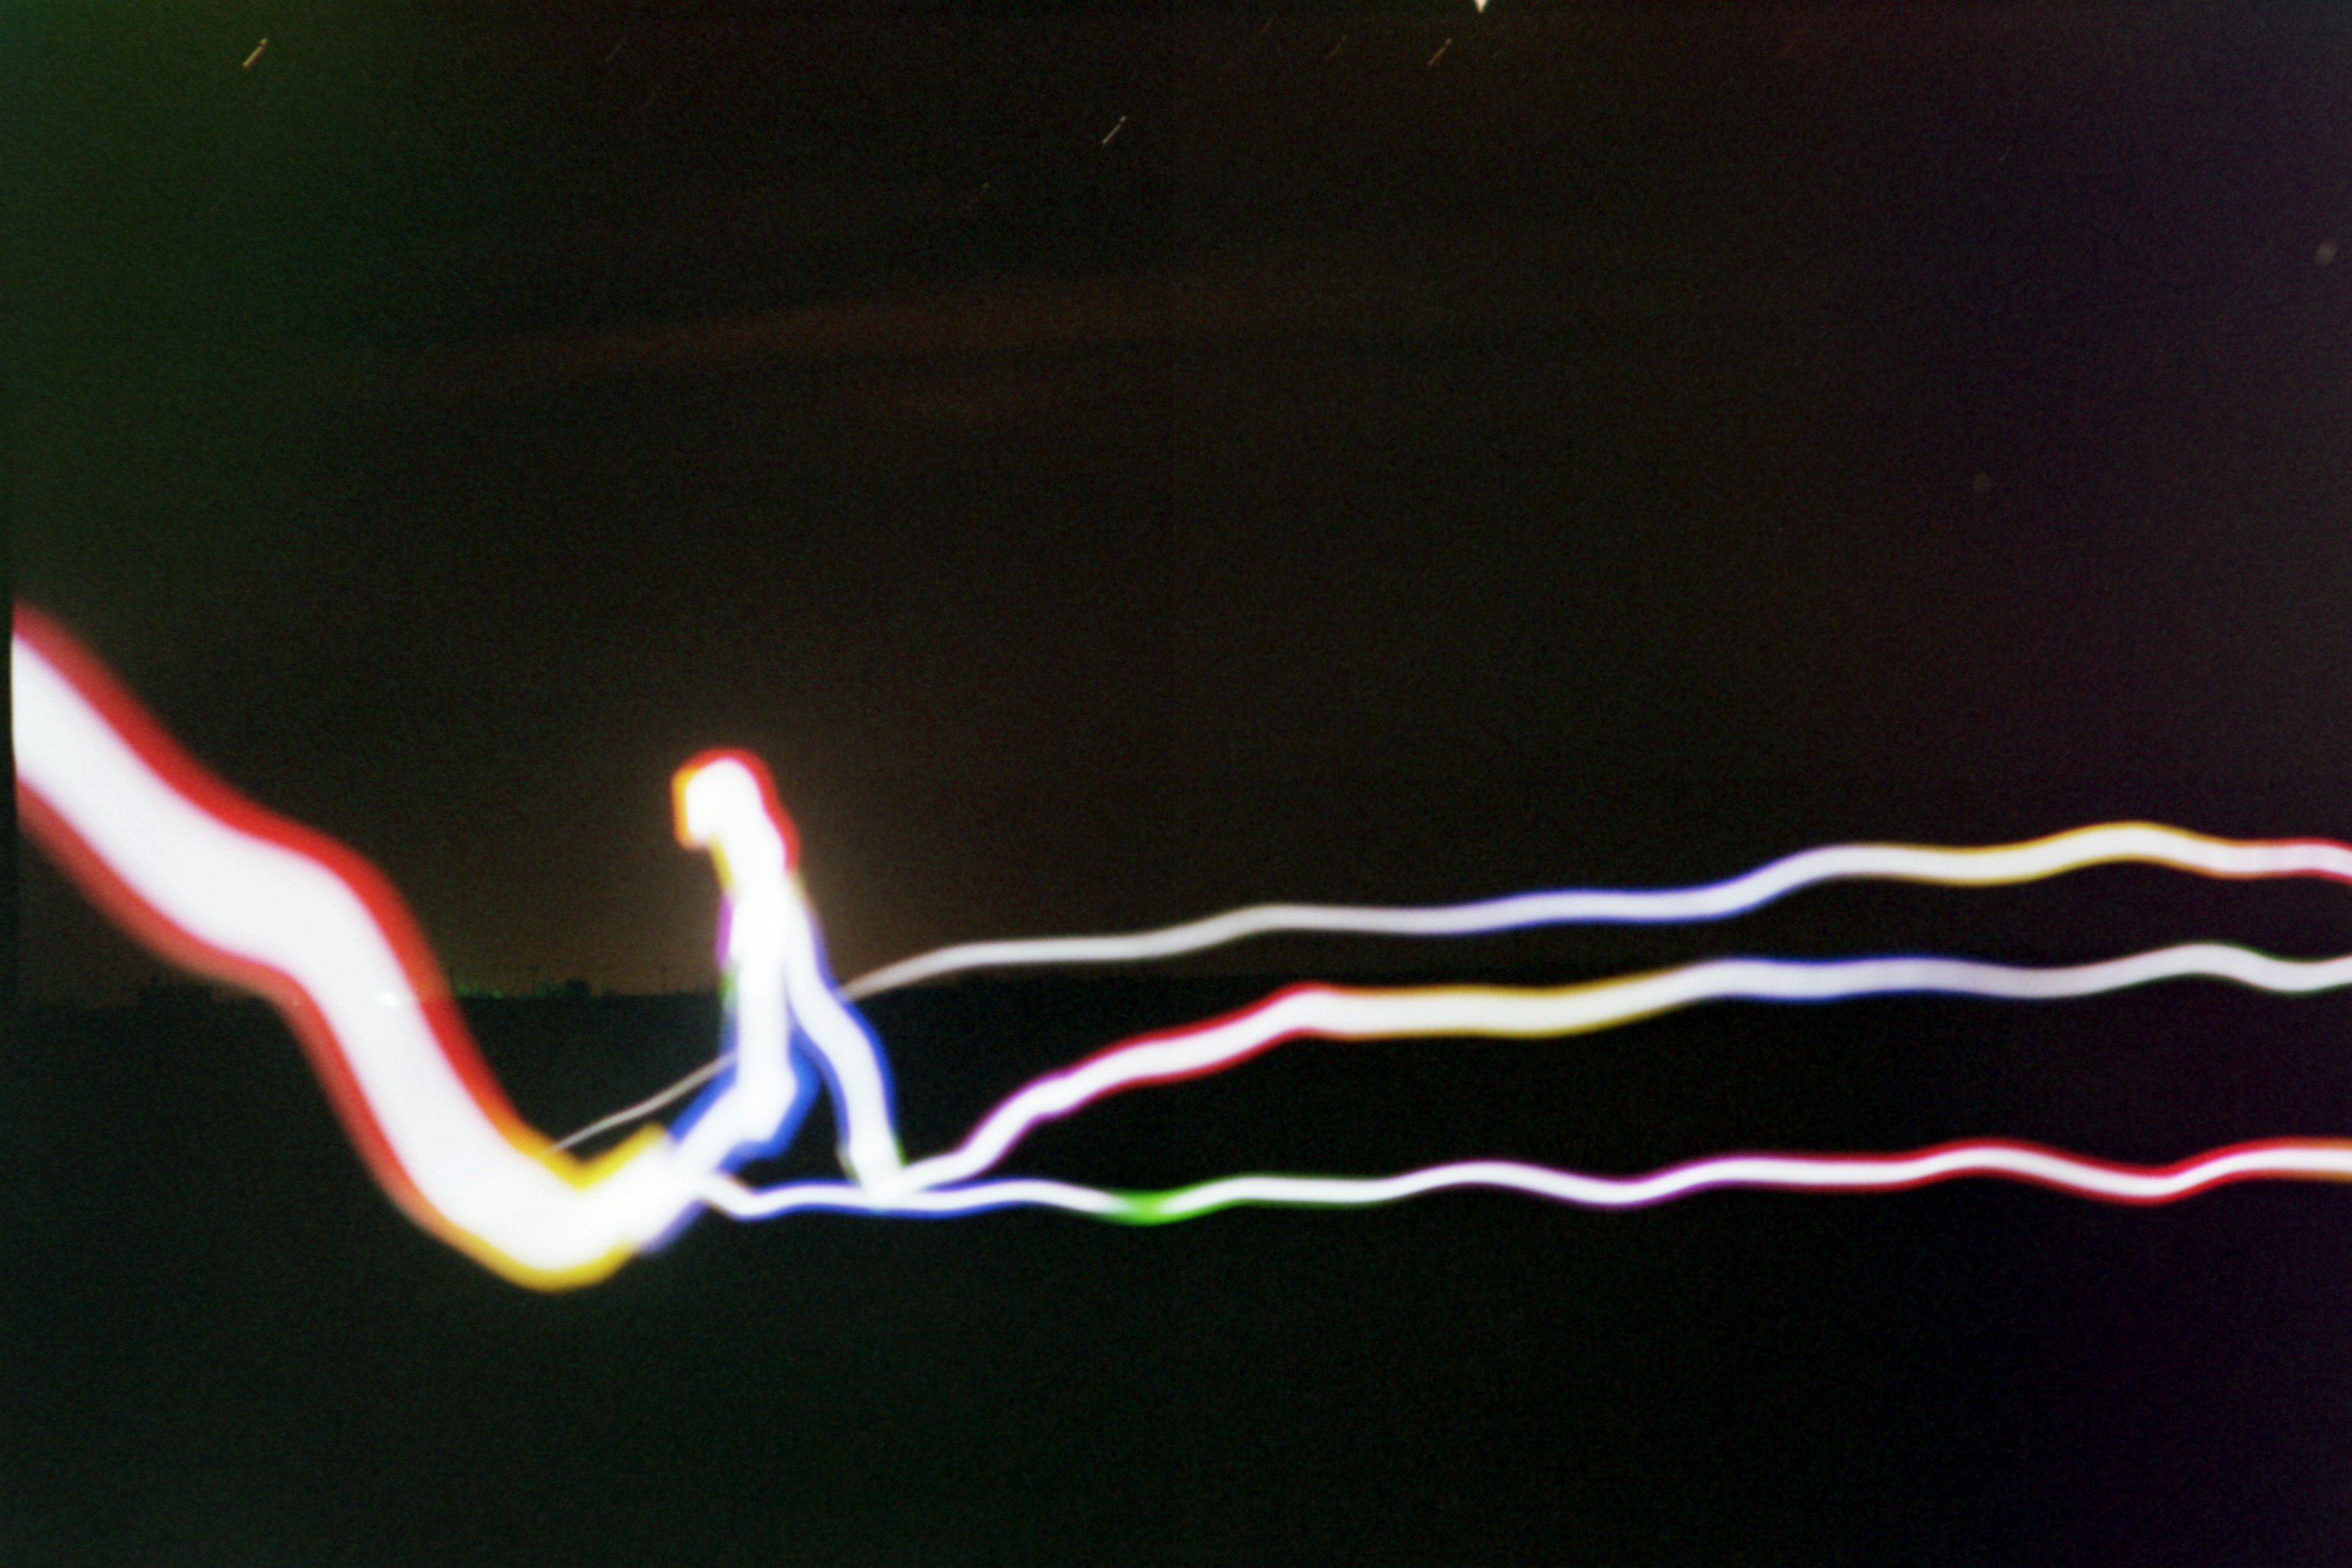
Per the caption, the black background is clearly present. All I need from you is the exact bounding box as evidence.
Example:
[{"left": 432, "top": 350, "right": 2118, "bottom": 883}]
[{"left": 15, "top": 5, "right": 2352, "bottom": 1563}]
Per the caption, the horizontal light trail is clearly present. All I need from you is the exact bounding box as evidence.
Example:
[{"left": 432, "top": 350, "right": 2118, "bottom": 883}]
[
  {"left": 589, "top": 820, "right": 2352, "bottom": 1152},
  {"left": 28, "top": 593, "right": 2352, "bottom": 1290},
  {"left": 841, "top": 823, "right": 2352, "bottom": 997},
  {"left": 884, "top": 945, "right": 2352, "bottom": 1194},
  {"left": 702, "top": 1174, "right": 1126, "bottom": 1220},
  {"left": 1113, "top": 1140, "right": 2352, "bottom": 1220},
  {"left": 724, "top": 1138, "right": 2352, "bottom": 1223}
]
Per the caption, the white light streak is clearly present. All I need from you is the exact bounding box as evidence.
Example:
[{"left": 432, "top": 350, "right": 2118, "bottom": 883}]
[{"left": 840, "top": 825, "right": 2352, "bottom": 998}]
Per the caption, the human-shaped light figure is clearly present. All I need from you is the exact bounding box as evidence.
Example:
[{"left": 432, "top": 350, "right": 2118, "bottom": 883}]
[
  {"left": 18, "top": 597, "right": 2352, "bottom": 1288},
  {"left": 664, "top": 752, "right": 903, "bottom": 1189}
]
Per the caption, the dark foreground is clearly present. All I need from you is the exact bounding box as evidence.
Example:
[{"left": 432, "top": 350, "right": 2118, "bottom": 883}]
[{"left": 9, "top": 971, "right": 2352, "bottom": 1566}]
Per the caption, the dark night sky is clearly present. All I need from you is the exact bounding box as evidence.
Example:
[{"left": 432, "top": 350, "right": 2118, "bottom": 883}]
[{"left": 21, "top": 8, "right": 2352, "bottom": 1001}]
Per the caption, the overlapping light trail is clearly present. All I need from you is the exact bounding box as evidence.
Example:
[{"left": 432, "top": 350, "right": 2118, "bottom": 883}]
[
  {"left": 20, "top": 596, "right": 2352, "bottom": 1288},
  {"left": 12, "top": 603, "right": 854, "bottom": 1286},
  {"left": 583, "top": 821, "right": 2352, "bottom": 1150}
]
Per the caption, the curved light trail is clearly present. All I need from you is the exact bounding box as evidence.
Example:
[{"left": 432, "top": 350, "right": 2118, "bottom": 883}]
[
  {"left": 19, "top": 596, "right": 2352, "bottom": 1289},
  {"left": 13, "top": 605, "right": 825, "bottom": 1286}
]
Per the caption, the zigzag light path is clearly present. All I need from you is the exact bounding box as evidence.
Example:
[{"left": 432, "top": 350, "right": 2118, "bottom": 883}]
[{"left": 17, "top": 599, "right": 2352, "bottom": 1288}]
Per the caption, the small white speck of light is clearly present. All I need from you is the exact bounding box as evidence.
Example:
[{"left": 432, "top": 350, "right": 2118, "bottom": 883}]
[
  {"left": 2318, "top": 238, "right": 2338, "bottom": 266},
  {"left": 1101, "top": 116, "right": 1127, "bottom": 148}
]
